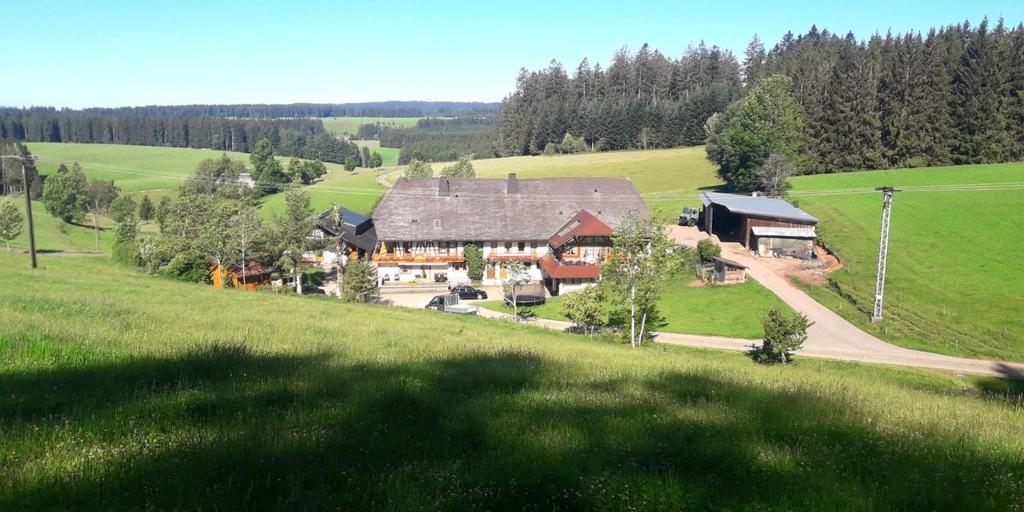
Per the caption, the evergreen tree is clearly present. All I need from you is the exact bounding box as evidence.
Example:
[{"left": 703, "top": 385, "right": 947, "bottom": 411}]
[
  {"left": 0, "top": 198, "right": 23, "bottom": 251},
  {"left": 138, "top": 195, "right": 155, "bottom": 222}
]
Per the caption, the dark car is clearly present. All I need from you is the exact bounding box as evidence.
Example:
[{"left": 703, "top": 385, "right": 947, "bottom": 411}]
[{"left": 450, "top": 285, "right": 488, "bottom": 300}]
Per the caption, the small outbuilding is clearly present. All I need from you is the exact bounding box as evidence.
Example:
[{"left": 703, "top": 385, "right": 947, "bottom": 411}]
[
  {"left": 211, "top": 261, "right": 274, "bottom": 291},
  {"left": 711, "top": 256, "right": 748, "bottom": 284},
  {"left": 700, "top": 192, "right": 818, "bottom": 259}
]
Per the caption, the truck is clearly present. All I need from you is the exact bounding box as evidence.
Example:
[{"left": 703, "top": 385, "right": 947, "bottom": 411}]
[
  {"left": 678, "top": 207, "right": 699, "bottom": 226},
  {"left": 425, "top": 293, "right": 480, "bottom": 315}
]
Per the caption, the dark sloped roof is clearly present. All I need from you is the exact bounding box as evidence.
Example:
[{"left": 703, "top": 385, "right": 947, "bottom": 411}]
[
  {"left": 701, "top": 192, "right": 817, "bottom": 224},
  {"left": 549, "top": 209, "right": 614, "bottom": 249},
  {"left": 317, "top": 208, "right": 378, "bottom": 252},
  {"left": 712, "top": 256, "right": 748, "bottom": 269},
  {"left": 373, "top": 176, "right": 648, "bottom": 241}
]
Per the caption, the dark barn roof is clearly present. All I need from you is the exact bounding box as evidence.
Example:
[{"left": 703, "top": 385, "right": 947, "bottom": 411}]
[
  {"left": 701, "top": 192, "right": 818, "bottom": 224},
  {"left": 373, "top": 175, "right": 648, "bottom": 242},
  {"left": 317, "top": 208, "right": 378, "bottom": 252}
]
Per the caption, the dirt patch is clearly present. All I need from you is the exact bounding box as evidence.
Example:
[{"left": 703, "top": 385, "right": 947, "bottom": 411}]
[
  {"left": 687, "top": 279, "right": 707, "bottom": 288},
  {"left": 786, "top": 247, "right": 843, "bottom": 285}
]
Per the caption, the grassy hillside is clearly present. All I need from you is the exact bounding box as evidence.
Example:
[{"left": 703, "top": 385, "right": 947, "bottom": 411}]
[
  {"left": 26, "top": 143, "right": 259, "bottom": 194},
  {"left": 259, "top": 166, "right": 390, "bottom": 218},
  {"left": 321, "top": 116, "right": 422, "bottom": 136},
  {"left": 2, "top": 253, "right": 1023, "bottom": 510},
  {"left": 790, "top": 162, "right": 1024, "bottom": 360},
  {"left": 3, "top": 200, "right": 114, "bottom": 253},
  {"left": 392, "top": 147, "right": 721, "bottom": 218},
  {"left": 21, "top": 142, "right": 385, "bottom": 225},
  {"left": 483, "top": 276, "right": 791, "bottom": 339}
]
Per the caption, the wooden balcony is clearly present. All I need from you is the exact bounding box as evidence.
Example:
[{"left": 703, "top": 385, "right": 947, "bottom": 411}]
[{"left": 372, "top": 254, "right": 465, "bottom": 264}]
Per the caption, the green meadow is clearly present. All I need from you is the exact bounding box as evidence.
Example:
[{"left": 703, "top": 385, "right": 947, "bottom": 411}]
[
  {"left": 483, "top": 276, "right": 791, "bottom": 339},
  {"left": 350, "top": 139, "right": 401, "bottom": 166},
  {"left": 20, "top": 142, "right": 388, "bottom": 223},
  {"left": 321, "top": 116, "right": 422, "bottom": 136},
  {"left": 1, "top": 252, "right": 1022, "bottom": 510},
  {"left": 790, "top": 162, "right": 1024, "bottom": 361}
]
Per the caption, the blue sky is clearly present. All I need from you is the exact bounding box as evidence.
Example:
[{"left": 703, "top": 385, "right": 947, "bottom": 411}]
[{"left": 4, "top": 0, "right": 1020, "bottom": 108}]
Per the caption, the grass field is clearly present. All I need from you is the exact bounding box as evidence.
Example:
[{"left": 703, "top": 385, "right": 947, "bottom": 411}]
[
  {"left": 350, "top": 139, "right": 401, "bottom": 167},
  {"left": 391, "top": 147, "right": 721, "bottom": 219},
  {"left": 2, "top": 253, "right": 1023, "bottom": 510},
  {"left": 19, "top": 142, "right": 385, "bottom": 226},
  {"left": 790, "top": 162, "right": 1024, "bottom": 361},
  {"left": 26, "top": 143, "right": 262, "bottom": 194},
  {"left": 258, "top": 166, "right": 390, "bottom": 219},
  {"left": 483, "top": 276, "right": 792, "bottom": 339},
  {"left": 3, "top": 201, "right": 115, "bottom": 253},
  {"left": 321, "top": 116, "right": 422, "bottom": 136}
]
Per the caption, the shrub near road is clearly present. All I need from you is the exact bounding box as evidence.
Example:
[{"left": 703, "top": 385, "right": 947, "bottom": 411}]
[
  {"left": 2, "top": 253, "right": 1022, "bottom": 510},
  {"left": 790, "top": 162, "right": 1024, "bottom": 361}
]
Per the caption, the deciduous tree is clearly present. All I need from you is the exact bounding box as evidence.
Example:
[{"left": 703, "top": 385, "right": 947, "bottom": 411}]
[
  {"left": 403, "top": 159, "right": 433, "bottom": 178},
  {"left": 706, "top": 75, "right": 805, "bottom": 191},
  {"left": 602, "top": 211, "right": 676, "bottom": 347},
  {"left": 42, "top": 163, "right": 87, "bottom": 223}
]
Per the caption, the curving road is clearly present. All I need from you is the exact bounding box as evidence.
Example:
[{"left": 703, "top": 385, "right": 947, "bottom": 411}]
[{"left": 664, "top": 225, "right": 1024, "bottom": 379}]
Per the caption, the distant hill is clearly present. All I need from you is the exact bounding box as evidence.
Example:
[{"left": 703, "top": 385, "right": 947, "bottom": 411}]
[{"left": 2, "top": 101, "right": 500, "bottom": 119}]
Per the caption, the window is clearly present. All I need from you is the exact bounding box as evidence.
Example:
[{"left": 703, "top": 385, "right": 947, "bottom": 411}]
[
  {"left": 517, "top": 242, "right": 526, "bottom": 252},
  {"left": 530, "top": 242, "right": 537, "bottom": 250},
  {"left": 504, "top": 242, "right": 512, "bottom": 251},
  {"left": 490, "top": 242, "right": 497, "bottom": 249},
  {"left": 433, "top": 219, "right": 441, "bottom": 228}
]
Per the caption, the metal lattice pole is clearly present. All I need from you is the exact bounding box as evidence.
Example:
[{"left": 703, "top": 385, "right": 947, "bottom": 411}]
[{"left": 871, "top": 187, "right": 898, "bottom": 322}]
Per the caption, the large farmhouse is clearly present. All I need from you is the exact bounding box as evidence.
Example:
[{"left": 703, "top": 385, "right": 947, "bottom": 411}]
[
  {"left": 700, "top": 191, "right": 818, "bottom": 259},
  {"left": 370, "top": 174, "right": 647, "bottom": 294}
]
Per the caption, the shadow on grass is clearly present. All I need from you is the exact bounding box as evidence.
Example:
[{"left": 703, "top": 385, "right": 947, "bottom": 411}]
[{"left": 2, "top": 344, "right": 1021, "bottom": 510}]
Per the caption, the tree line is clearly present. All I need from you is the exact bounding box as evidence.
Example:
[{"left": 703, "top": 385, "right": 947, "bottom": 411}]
[
  {"left": 0, "top": 109, "right": 362, "bottom": 165},
  {"left": 495, "top": 43, "right": 743, "bottom": 155},
  {"left": 496, "top": 18, "right": 1024, "bottom": 173},
  {"left": 18, "top": 101, "right": 500, "bottom": 119},
  {"left": 751, "top": 19, "right": 1024, "bottom": 172},
  {"left": 361, "top": 117, "right": 497, "bottom": 164}
]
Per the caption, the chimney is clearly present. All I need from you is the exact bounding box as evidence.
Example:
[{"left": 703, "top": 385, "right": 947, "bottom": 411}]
[
  {"left": 506, "top": 173, "right": 519, "bottom": 194},
  {"left": 438, "top": 175, "right": 450, "bottom": 196}
]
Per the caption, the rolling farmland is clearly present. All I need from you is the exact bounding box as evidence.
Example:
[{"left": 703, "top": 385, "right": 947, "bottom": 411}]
[{"left": 321, "top": 116, "right": 422, "bottom": 136}]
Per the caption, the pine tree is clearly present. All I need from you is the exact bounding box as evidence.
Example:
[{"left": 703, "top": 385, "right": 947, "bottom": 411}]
[{"left": 138, "top": 195, "right": 155, "bottom": 222}]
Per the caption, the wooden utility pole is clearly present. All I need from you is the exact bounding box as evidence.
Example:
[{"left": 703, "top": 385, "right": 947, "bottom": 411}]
[
  {"left": 1, "top": 155, "right": 37, "bottom": 268},
  {"left": 871, "top": 187, "right": 899, "bottom": 322}
]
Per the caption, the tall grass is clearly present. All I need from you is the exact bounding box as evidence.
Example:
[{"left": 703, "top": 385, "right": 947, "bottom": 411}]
[{"left": 2, "top": 253, "right": 1022, "bottom": 510}]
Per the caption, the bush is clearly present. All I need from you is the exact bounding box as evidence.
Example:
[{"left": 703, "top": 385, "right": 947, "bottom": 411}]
[
  {"left": 111, "top": 242, "right": 140, "bottom": 266},
  {"left": 696, "top": 238, "right": 721, "bottom": 264},
  {"left": 752, "top": 308, "right": 812, "bottom": 364},
  {"left": 161, "top": 252, "right": 211, "bottom": 283},
  {"left": 464, "top": 244, "right": 484, "bottom": 281}
]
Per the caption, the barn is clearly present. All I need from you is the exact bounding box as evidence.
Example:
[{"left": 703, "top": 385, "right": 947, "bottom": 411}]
[{"left": 700, "top": 192, "right": 818, "bottom": 259}]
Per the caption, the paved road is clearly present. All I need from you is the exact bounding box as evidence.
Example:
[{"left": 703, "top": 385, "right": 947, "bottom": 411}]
[
  {"left": 665, "top": 225, "right": 1024, "bottom": 379},
  {"left": 382, "top": 233, "right": 1024, "bottom": 379},
  {"left": 376, "top": 169, "right": 401, "bottom": 188}
]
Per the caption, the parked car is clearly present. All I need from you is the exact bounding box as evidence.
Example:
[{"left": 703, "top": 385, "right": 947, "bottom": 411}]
[
  {"left": 425, "top": 294, "right": 480, "bottom": 315},
  {"left": 450, "top": 285, "right": 488, "bottom": 300}
]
